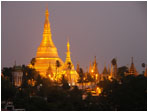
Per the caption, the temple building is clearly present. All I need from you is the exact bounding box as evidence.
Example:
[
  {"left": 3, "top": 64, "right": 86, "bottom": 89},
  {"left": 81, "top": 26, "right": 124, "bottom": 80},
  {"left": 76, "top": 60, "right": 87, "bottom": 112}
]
[
  {"left": 128, "top": 57, "right": 138, "bottom": 76},
  {"left": 61, "top": 40, "right": 78, "bottom": 85},
  {"left": 101, "top": 65, "right": 110, "bottom": 81},
  {"left": 31, "top": 9, "right": 64, "bottom": 78},
  {"left": 12, "top": 65, "right": 23, "bottom": 87},
  {"left": 88, "top": 57, "right": 118, "bottom": 82},
  {"left": 89, "top": 56, "right": 100, "bottom": 83},
  {"left": 125, "top": 57, "right": 138, "bottom": 76},
  {"left": 29, "top": 8, "right": 78, "bottom": 85}
]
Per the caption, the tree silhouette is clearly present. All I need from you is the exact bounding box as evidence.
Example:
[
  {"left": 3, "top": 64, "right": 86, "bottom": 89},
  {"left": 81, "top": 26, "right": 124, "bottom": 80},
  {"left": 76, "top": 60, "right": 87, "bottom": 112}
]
[
  {"left": 67, "top": 62, "right": 72, "bottom": 85},
  {"left": 86, "top": 72, "right": 95, "bottom": 87},
  {"left": 78, "top": 68, "right": 85, "bottom": 89},
  {"left": 2, "top": 67, "right": 13, "bottom": 81},
  {"left": 1, "top": 76, "right": 16, "bottom": 101},
  {"left": 117, "top": 66, "right": 128, "bottom": 79},
  {"left": 56, "top": 60, "right": 61, "bottom": 81},
  {"left": 111, "top": 58, "right": 116, "bottom": 65},
  {"left": 31, "top": 58, "right": 36, "bottom": 66},
  {"left": 142, "top": 63, "right": 145, "bottom": 68},
  {"left": 141, "top": 63, "right": 146, "bottom": 74},
  {"left": 61, "top": 75, "right": 70, "bottom": 90}
]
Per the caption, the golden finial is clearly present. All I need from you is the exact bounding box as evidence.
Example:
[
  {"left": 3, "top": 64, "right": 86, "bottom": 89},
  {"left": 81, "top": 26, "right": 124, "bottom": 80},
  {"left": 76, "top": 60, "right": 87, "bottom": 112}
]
[
  {"left": 45, "top": 6, "right": 49, "bottom": 17},
  {"left": 67, "top": 37, "right": 70, "bottom": 47},
  {"left": 131, "top": 57, "right": 133, "bottom": 63},
  {"left": 14, "top": 60, "right": 16, "bottom": 66},
  {"left": 94, "top": 56, "right": 96, "bottom": 63}
]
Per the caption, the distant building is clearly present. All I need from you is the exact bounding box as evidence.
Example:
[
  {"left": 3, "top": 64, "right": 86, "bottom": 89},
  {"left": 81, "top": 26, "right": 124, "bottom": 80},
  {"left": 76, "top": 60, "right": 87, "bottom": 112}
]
[
  {"left": 2, "top": 101, "right": 25, "bottom": 111},
  {"left": 89, "top": 56, "right": 100, "bottom": 83},
  {"left": 12, "top": 66, "right": 23, "bottom": 87},
  {"left": 4, "top": 101, "right": 14, "bottom": 111},
  {"left": 125, "top": 57, "right": 138, "bottom": 76},
  {"left": 101, "top": 65, "right": 110, "bottom": 81}
]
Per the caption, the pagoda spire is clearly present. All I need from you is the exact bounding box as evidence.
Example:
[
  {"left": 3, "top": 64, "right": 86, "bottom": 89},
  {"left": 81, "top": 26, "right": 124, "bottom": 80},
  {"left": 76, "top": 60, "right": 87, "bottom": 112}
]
[
  {"left": 102, "top": 65, "right": 108, "bottom": 74},
  {"left": 40, "top": 8, "right": 55, "bottom": 47},
  {"left": 93, "top": 56, "right": 99, "bottom": 74},
  {"left": 65, "top": 39, "right": 72, "bottom": 64},
  {"left": 89, "top": 61, "right": 92, "bottom": 73},
  {"left": 108, "top": 64, "right": 110, "bottom": 74},
  {"left": 76, "top": 62, "right": 80, "bottom": 73},
  {"left": 131, "top": 57, "right": 133, "bottom": 64},
  {"left": 129, "top": 57, "right": 138, "bottom": 76}
]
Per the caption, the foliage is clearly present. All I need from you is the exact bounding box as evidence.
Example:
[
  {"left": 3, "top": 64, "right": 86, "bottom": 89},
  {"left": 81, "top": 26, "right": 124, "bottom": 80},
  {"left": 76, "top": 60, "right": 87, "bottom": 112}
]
[
  {"left": 1, "top": 77, "right": 16, "bottom": 101},
  {"left": 56, "top": 60, "right": 61, "bottom": 68},
  {"left": 141, "top": 63, "right": 145, "bottom": 68},
  {"left": 2, "top": 67, "right": 13, "bottom": 81},
  {"left": 30, "top": 58, "right": 36, "bottom": 66},
  {"left": 77, "top": 68, "right": 85, "bottom": 89},
  {"left": 77, "top": 68, "right": 84, "bottom": 83},
  {"left": 61, "top": 75, "right": 70, "bottom": 90},
  {"left": 117, "top": 66, "right": 128, "bottom": 78},
  {"left": 111, "top": 58, "right": 117, "bottom": 65},
  {"left": 96, "top": 75, "right": 147, "bottom": 111},
  {"left": 1, "top": 65, "right": 147, "bottom": 111},
  {"left": 86, "top": 72, "right": 95, "bottom": 82}
]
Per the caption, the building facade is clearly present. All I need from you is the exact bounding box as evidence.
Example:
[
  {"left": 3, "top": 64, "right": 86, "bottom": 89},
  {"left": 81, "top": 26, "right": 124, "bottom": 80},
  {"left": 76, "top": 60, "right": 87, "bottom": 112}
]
[{"left": 12, "top": 66, "right": 23, "bottom": 87}]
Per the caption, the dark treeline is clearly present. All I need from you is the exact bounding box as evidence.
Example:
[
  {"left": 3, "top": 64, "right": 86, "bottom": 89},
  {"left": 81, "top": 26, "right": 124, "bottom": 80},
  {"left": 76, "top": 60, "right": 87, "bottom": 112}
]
[{"left": 1, "top": 65, "right": 147, "bottom": 111}]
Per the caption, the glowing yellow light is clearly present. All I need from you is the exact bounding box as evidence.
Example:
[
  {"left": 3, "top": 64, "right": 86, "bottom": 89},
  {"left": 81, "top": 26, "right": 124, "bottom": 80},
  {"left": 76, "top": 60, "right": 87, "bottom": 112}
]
[
  {"left": 48, "top": 74, "right": 51, "bottom": 78},
  {"left": 27, "top": 79, "right": 36, "bottom": 86},
  {"left": 108, "top": 76, "right": 112, "bottom": 80},
  {"left": 37, "top": 58, "right": 59, "bottom": 60},
  {"left": 96, "top": 87, "right": 101, "bottom": 94},
  {"left": 51, "top": 77, "right": 54, "bottom": 81},
  {"left": 91, "top": 69, "right": 94, "bottom": 72}
]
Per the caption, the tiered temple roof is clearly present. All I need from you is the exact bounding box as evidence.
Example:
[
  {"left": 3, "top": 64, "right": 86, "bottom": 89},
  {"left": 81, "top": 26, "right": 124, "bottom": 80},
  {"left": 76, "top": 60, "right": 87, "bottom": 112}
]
[
  {"left": 34, "top": 9, "right": 64, "bottom": 77},
  {"left": 128, "top": 57, "right": 138, "bottom": 76}
]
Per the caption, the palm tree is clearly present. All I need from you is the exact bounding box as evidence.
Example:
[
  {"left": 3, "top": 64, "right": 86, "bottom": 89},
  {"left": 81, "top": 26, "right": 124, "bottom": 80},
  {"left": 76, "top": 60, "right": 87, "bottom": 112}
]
[
  {"left": 56, "top": 60, "right": 61, "bottom": 82},
  {"left": 111, "top": 58, "right": 116, "bottom": 66},
  {"left": 111, "top": 58, "right": 117, "bottom": 79},
  {"left": 31, "top": 58, "right": 36, "bottom": 67},
  {"left": 141, "top": 63, "right": 145, "bottom": 74},
  {"left": 78, "top": 68, "right": 84, "bottom": 89},
  {"left": 67, "top": 62, "right": 72, "bottom": 86},
  {"left": 86, "top": 72, "right": 95, "bottom": 87}
]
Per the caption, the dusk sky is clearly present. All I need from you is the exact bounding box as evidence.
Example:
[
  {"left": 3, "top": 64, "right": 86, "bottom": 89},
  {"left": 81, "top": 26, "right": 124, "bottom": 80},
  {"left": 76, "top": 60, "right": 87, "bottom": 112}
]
[{"left": 1, "top": 1, "right": 147, "bottom": 73}]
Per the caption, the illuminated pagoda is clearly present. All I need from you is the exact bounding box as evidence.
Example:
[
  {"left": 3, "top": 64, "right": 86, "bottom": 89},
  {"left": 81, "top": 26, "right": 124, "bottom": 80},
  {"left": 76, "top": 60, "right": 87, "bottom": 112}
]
[
  {"left": 89, "top": 56, "right": 100, "bottom": 83},
  {"left": 62, "top": 40, "right": 78, "bottom": 86},
  {"left": 28, "top": 8, "right": 78, "bottom": 85},
  {"left": 101, "top": 65, "right": 110, "bottom": 81},
  {"left": 32, "top": 9, "right": 64, "bottom": 77},
  {"left": 125, "top": 57, "right": 138, "bottom": 76},
  {"left": 128, "top": 57, "right": 138, "bottom": 76}
]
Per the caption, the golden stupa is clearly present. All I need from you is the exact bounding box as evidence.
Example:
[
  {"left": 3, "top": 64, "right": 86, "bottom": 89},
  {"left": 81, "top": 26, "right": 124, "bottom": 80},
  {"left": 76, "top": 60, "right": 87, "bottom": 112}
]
[
  {"left": 34, "top": 9, "right": 64, "bottom": 77},
  {"left": 62, "top": 40, "right": 78, "bottom": 85}
]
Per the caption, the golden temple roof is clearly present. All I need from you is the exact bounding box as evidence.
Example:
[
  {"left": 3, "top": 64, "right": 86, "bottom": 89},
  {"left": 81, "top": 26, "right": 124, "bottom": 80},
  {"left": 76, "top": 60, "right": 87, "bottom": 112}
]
[
  {"left": 129, "top": 57, "right": 138, "bottom": 76},
  {"left": 34, "top": 8, "right": 63, "bottom": 77}
]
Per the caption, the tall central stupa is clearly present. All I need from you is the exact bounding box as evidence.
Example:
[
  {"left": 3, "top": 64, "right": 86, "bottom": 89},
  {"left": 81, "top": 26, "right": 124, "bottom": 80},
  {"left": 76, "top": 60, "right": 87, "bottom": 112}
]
[{"left": 34, "top": 9, "right": 63, "bottom": 77}]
